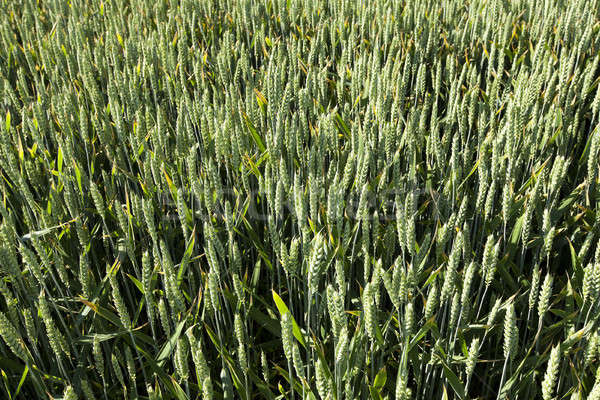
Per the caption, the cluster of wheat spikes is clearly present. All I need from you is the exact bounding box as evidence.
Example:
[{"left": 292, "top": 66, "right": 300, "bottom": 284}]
[{"left": 1, "top": 0, "right": 600, "bottom": 398}]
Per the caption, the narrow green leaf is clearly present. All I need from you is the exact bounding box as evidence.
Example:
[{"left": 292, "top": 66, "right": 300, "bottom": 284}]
[{"left": 272, "top": 290, "right": 306, "bottom": 348}]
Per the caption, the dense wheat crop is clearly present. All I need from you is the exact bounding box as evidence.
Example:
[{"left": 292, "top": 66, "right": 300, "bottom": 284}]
[{"left": 1, "top": 0, "right": 600, "bottom": 398}]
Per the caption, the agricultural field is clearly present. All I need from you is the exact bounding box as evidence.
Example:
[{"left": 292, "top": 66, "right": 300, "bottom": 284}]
[{"left": 1, "top": 0, "right": 600, "bottom": 398}]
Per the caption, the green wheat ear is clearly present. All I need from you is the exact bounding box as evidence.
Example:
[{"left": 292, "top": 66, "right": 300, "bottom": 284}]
[
  {"left": 465, "top": 337, "right": 481, "bottom": 382},
  {"left": 281, "top": 312, "right": 294, "bottom": 363},
  {"left": 538, "top": 273, "right": 554, "bottom": 322},
  {"left": 0, "top": 312, "right": 28, "bottom": 361},
  {"left": 81, "top": 379, "right": 96, "bottom": 400},
  {"left": 63, "top": 385, "right": 78, "bottom": 400},
  {"left": 503, "top": 303, "right": 518, "bottom": 362},
  {"left": 542, "top": 345, "right": 561, "bottom": 400}
]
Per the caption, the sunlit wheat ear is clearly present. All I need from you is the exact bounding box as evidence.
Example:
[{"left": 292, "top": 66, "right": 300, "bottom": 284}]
[
  {"left": 529, "top": 264, "right": 541, "bottom": 312},
  {"left": 583, "top": 264, "right": 594, "bottom": 307},
  {"left": 424, "top": 281, "right": 439, "bottom": 321},
  {"left": 231, "top": 273, "right": 244, "bottom": 308},
  {"left": 175, "top": 337, "right": 189, "bottom": 381},
  {"left": 590, "top": 378, "right": 600, "bottom": 400},
  {"left": 449, "top": 293, "right": 460, "bottom": 331},
  {"left": 503, "top": 303, "right": 518, "bottom": 362},
  {"left": 187, "top": 331, "right": 210, "bottom": 384},
  {"left": 79, "top": 252, "right": 91, "bottom": 298},
  {"left": 63, "top": 385, "right": 77, "bottom": 400},
  {"left": 461, "top": 261, "right": 476, "bottom": 311},
  {"left": 542, "top": 345, "right": 561, "bottom": 400},
  {"left": 327, "top": 284, "right": 346, "bottom": 338},
  {"left": 207, "top": 270, "right": 219, "bottom": 313},
  {"left": 441, "top": 232, "right": 462, "bottom": 307},
  {"left": 281, "top": 312, "right": 294, "bottom": 363},
  {"left": 538, "top": 273, "right": 553, "bottom": 322},
  {"left": 291, "top": 341, "right": 305, "bottom": 379},
  {"left": 234, "top": 313, "right": 248, "bottom": 372},
  {"left": 482, "top": 235, "right": 499, "bottom": 288},
  {"left": 315, "top": 358, "right": 333, "bottom": 399},
  {"left": 487, "top": 297, "right": 502, "bottom": 328},
  {"left": 395, "top": 373, "right": 411, "bottom": 400},
  {"left": 404, "top": 301, "right": 415, "bottom": 337},
  {"left": 383, "top": 263, "right": 400, "bottom": 310},
  {"left": 308, "top": 233, "right": 326, "bottom": 294},
  {"left": 336, "top": 326, "right": 349, "bottom": 365},
  {"left": 569, "top": 390, "right": 584, "bottom": 400},
  {"left": 543, "top": 227, "right": 556, "bottom": 259},
  {"left": 465, "top": 337, "right": 480, "bottom": 381},
  {"left": 288, "top": 238, "right": 300, "bottom": 276},
  {"left": 202, "top": 377, "right": 214, "bottom": 400},
  {"left": 585, "top": 332, "right": 598, "bottom": 367},
  {"left": 261, "top": 350, "right": 269, "bottom": 382},
  {"left": 143, "top": 198, "right": 158, "bottom": 244}
]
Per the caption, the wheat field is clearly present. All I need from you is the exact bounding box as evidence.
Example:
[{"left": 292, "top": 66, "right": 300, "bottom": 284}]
[{"left": 1, "top": 0, "right": 600, "bottom": 399}]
